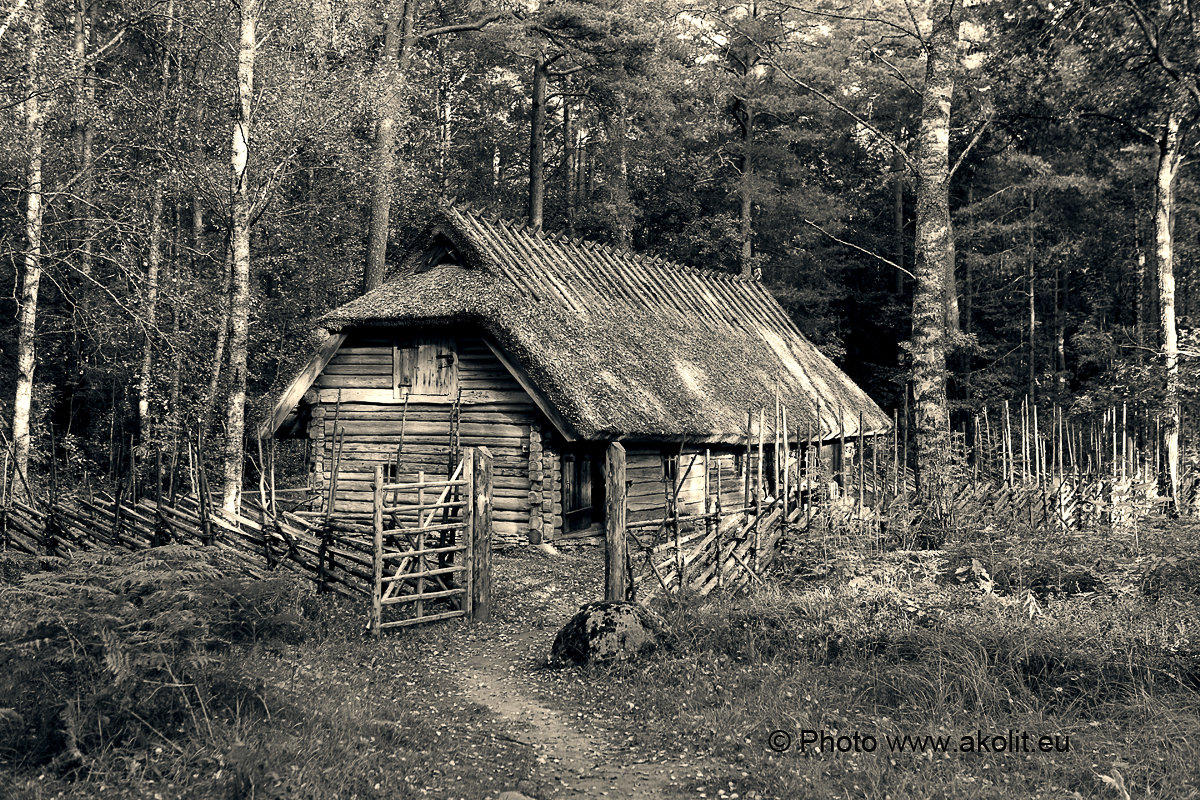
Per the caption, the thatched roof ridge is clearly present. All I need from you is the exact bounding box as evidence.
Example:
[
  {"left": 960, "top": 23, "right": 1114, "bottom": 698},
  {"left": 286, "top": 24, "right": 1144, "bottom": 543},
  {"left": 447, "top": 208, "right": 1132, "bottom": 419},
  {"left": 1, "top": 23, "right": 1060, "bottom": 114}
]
[{"left": 319, "top": 205, "right": 890, "bottom": 444}]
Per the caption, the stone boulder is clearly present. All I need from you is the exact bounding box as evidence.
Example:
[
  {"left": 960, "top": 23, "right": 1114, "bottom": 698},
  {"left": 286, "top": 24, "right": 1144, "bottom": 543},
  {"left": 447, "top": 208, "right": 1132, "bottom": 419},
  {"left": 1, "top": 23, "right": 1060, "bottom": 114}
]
[{"left": 550, "top": 601, "right": 663, "bottom": 666}]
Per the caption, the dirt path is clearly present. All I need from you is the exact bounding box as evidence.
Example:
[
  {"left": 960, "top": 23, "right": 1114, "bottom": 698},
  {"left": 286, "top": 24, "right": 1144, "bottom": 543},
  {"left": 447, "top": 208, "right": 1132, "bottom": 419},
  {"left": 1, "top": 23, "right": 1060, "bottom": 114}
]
[{"left": 457, "top": 629, "right": 701, "bottom": 800}]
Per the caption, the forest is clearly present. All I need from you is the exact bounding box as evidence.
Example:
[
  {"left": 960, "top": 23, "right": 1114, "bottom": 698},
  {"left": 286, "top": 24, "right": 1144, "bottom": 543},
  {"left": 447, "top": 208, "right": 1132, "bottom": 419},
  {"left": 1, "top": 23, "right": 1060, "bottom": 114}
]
[
  {"left": 8, "top": 3, "right": 1200, "bottom": 799},
  {"left": 1, "top": 0, "right": 1198, "bottom": 507}
]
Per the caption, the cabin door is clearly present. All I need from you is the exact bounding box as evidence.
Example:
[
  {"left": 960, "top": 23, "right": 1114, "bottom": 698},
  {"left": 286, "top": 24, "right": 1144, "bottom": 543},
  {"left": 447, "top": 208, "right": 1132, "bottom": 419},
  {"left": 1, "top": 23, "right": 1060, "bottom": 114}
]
[{"left": 561, "top": 450, "right": 606, "bottom": 534}]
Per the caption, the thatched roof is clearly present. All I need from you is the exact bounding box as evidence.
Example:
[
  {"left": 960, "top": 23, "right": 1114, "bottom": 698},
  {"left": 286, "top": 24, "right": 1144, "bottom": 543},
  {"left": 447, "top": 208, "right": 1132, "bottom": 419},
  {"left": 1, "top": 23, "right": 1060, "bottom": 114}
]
[{"left": 318, "top": 205, "right": 890, "bottom": 445}]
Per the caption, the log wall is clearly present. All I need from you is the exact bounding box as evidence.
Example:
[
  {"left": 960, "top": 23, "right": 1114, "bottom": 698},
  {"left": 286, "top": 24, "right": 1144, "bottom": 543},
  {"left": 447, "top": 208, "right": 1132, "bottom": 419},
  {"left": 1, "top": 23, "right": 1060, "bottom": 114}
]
[
  {"left": 300, "top": 329, "right": 846, "bottom": 546},
  {"left": 621, "top": 442, "right": 841, "bottom": 524},
  {"left": 310, "top": 331, "right": 538, "bottom": 547}
]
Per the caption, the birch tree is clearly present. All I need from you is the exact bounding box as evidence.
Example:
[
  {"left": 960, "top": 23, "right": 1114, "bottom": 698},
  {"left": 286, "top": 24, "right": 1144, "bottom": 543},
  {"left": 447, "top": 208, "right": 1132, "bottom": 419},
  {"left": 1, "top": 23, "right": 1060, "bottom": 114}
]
[
  {"left": 222, "top": 0, "right": 259, "bottom": 513},
  {"left": 12, "top": 0, "right": 44, "bottom": 487},
  {"left": 717, "top": 0, "right": 982, "bottom": 498}
]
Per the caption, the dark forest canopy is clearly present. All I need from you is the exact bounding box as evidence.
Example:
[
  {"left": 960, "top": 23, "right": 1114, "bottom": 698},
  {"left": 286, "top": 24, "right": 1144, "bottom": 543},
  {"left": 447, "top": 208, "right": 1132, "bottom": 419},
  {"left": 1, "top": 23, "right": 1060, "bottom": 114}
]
[{"left": 2, "top": 0, "right": 1198, "bottom": 502}]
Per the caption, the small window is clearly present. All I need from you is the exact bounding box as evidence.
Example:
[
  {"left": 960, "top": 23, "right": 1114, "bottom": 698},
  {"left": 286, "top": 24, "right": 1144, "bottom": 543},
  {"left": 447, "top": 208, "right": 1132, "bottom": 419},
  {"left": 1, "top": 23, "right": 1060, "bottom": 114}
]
[
  {"left": 662, "top": 454, "right": 679, "bottom": 484},
  {"left": 394, "top": 336, "right": 457, "bottom": 398}
]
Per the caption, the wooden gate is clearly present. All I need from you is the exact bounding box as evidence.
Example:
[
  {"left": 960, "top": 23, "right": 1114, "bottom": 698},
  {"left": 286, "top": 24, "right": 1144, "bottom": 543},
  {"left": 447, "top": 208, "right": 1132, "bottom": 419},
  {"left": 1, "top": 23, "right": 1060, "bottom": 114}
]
[{"left": 370, "top": 446, "right": 492, "bottom": 633}]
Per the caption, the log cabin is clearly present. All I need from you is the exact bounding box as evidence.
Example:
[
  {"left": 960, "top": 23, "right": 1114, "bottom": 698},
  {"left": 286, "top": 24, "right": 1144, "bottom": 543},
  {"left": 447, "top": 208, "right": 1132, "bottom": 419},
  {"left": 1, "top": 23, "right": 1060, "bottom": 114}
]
[{"left": 263, "top": 205, "right": 890, "bottom": 547}]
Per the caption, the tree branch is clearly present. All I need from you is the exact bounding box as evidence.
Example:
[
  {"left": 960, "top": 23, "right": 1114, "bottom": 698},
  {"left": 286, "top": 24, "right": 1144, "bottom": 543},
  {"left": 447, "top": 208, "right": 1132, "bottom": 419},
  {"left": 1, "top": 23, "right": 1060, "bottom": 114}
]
[
  {"left": 948, "top": 115, "right": 993, "bottom": 179},
  {"left": 803, "top": 219, "right": 916, "bottom": 278},
  {"left": 776, "top": 1, "right": 922, "bottom": 41},
  {"left": 418, "top": 10, "right": 508, "bottom": 40},
  {"left": 762, "top": 51, "right": 914, "bottom": 169},
  {"left": 1079, "top": 110, "right": 1158, "bottom": 144}
]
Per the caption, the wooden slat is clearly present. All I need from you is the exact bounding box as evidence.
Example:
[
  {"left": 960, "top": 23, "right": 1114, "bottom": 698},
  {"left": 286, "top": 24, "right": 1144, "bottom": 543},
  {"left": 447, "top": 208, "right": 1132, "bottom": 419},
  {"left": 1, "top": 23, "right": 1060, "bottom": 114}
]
[
  {"left": 378, "top": 610, "right": 466, "bottom": 628},
  {"left": 262, "top": 333, "right": 348, "bottom": 436}
]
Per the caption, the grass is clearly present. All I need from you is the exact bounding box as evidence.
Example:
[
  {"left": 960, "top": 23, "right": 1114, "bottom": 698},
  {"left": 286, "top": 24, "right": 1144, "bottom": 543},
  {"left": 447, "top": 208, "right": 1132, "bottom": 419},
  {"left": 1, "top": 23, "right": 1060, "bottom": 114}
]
[
  {"left": 0, "top": 548, "right": 536, "bottom": 800},
  {"left": 553, "top": 520, "right": 1200, "bottom": 799},
  {"left": 2, "top": 518, "right": 1199, "bottom": 799}
]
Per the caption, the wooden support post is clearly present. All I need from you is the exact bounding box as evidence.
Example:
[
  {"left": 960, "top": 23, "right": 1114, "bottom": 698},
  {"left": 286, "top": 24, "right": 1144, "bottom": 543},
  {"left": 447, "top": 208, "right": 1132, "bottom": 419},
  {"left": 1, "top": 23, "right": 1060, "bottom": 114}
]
[
  {"left": 714, "top": 449, "right": 724, "bottom": 590},
  {"left": 781, "top": 407, "right": 789, "bottom": 520},
  {"left": 673, "top": 449, "right": 684, "bottom": 592},
  {"left": 774, "top": 390, "right": 781, "bottom": 499},
  {"left": 757, "top": 407, "right": 765, "bottom": 503},
  {"left": 892, "top": 407, "right": 899, "bottom": 497},
  {"left": 1112, "top": 406, "right": 1118, "bottom": 480},
  {"left": 604, "top": 442, "right": 627, "bottom": 602},
  {"left": 756, "top": 408, "right": 765, "bottom": 571},
  {"left": 983, "top": 407, "right": 992, "bottom": 478},
  {"left": 1022, "top": 398, "right": 1029, "bottom": 483},
  {"left": 1004, "top": 400, "right": 1013, "bottom": 486},
  {"left": 703, "top": 448, "right": 712, "bottom": 573},
  {"left": 838, "top": 417, "right": 846, "bottom": 499},
  {"left": 902, "top": 383, "right": 909, "bottom": 494},
  {"left": 1032, "top": 403, "right": 1041, "bottom": 486},
  {"left": 873, "top": 431, "right": 883, "bottom": 506},
  {"left": 744, "top": 409, "right": 752, "bottom": 514},
  {"left": 807, "top": 412, "right": 816, "bottom": 503},
  {"left": 417, "top": 470, "right": 425, "bottom": 619},
  {"left": 471, "top": 446, "right": 493, "bottom": 620},
  {"left": 462, "top": 448, "right": 475, "bottom": 618},
  {"left": 1113, "top": 400, "right": 1123, "bottom": 482},
  {"left": 972, "top": 415, "right": 980, "bottom": 484},
  {"left": 857, "top": 411, "right": 865, "bottom": 517},
  {"left": 371, "top": 466, "right": 383, "bottom": 636}
]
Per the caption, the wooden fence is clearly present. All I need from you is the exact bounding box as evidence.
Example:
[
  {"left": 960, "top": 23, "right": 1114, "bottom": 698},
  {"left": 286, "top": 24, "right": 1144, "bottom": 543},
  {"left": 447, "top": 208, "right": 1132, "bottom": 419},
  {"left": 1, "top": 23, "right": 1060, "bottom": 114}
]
[
  {"left": 598, "top": 395, "right": 1183, "bottom": 604},
  {"left": 0, "top": 452, "right": 495, "bottom": 633},
  {"left": 369, "top": 447, "right": 492, "bottom": 633},
  {"left": 1, "top": 491, "right": 379, "bottom": 598}
]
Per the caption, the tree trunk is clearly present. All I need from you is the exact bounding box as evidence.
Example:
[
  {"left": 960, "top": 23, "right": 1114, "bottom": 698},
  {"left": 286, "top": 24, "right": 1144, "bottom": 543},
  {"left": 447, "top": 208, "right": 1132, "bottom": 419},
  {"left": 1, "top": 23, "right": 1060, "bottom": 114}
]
[
  {"left": 1135, "top": 224, "right": 1147, "bottom": 364},
  {"left": 1026, "top": 192, "right": 1036, "bottom": 402},
  {"left": 361, "top": 0, "right": 415, "bottom": 293},
  {"left": 893, "top": 128, "right": 905, "bottom": 295},
  {"left": 1155, "top": 109, "right": 1183, "bottom": 508},
  {"left": 946, "top": 221, "right": 959, "bottom": 333},
  {"left": 739, "top": 98, "right": 755, "bottom": 277},
  {"left": 139, "top": 0, "right": 172, "bottom": 450},
  {"left": 139, "top": 181, "right": 164, "bottom": 448},
  {"left": 1055, "top": 262, "right": 1068, "bottom": 396},
  {"left": 435, "top": 40, "right": 451, "bottom": 195},
  {"left": 204, "top": 242, "right": 232, "bottom": 428},
  {"left": 604, "top": 94, "right": 633, "bottom": 248},
  {"left": 908, "top": 2, "right": 957, "bottom": 500},
  {"left": 528, "top": 57, "right": 548, "bottom": 230},
  {"left": 562, "top": 93, "right": 575, "bottom": 235},
  {"left": 73, "top": 0, "right": 94, "bottom": 276},
  {"left": 222, "top": 1, "right": 257, "bottom": 514},
  {"left": 167, "top": 242, "right": 182, "bottom": 437},
  {"left": 13, "top": 0, "right": 44, "bottom": 485}
]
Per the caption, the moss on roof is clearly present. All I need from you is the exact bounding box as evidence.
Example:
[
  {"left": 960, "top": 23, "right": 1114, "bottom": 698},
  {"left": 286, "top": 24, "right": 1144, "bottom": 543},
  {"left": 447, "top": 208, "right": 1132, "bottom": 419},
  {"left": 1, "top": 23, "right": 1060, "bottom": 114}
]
[{"left": 318, "top": 206, "right": 891, "bottom": 444}]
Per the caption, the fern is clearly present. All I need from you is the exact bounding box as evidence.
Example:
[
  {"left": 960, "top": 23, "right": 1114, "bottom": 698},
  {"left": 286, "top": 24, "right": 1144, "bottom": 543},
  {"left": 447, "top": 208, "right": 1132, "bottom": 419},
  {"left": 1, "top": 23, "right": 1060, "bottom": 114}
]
[{"left": 0, "top": 545, "right": 308, "bottom": 767}]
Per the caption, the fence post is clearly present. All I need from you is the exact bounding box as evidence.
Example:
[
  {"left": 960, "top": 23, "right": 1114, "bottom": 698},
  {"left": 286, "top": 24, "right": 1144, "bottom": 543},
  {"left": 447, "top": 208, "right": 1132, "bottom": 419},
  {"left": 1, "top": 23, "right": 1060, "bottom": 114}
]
[
  {"left": 471, "top": 446, "right": 493, "bottom": 621},
  {"left": 371, "top": 465, "right": 383, "bottom": 636},
  {"left": 462, "top": 446, "right": 475, "bottom": 620},
  {"left": 604, "top": 441, "right": 627, "bottom": 602}
]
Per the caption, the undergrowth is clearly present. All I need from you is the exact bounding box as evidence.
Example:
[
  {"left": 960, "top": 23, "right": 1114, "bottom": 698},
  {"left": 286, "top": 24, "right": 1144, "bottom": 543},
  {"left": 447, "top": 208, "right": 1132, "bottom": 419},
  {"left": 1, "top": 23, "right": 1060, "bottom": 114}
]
[
  {"left": 0, "top": 546, "right": 534, "bottom": 799},
  {"left": 565, "top": 519, "right": 1200, "bottom": 800}
]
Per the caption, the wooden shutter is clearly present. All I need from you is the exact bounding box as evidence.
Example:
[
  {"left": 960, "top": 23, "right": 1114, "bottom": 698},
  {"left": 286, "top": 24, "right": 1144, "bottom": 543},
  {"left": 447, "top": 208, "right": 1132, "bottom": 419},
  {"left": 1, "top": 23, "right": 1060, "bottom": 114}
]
[
  {"left": 394, "top": 336, "right": 457, "bottom": 398},
  {"left": 392, "top": 345, "right": 416, "bottom": 398}
]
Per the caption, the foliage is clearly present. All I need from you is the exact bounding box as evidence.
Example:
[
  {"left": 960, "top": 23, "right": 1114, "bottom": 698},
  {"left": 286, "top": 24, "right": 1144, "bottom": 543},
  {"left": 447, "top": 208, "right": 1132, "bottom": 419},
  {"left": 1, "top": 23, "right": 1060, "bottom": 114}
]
[
  {"left": 568, "top": 519, "right": 1200, "bottom": 799},
  {"left": 1, "top": 0, "right": 1198, "bottom": 495},
  {"left": 0, "top": 546, "right": 308, "bottom": 767}
]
